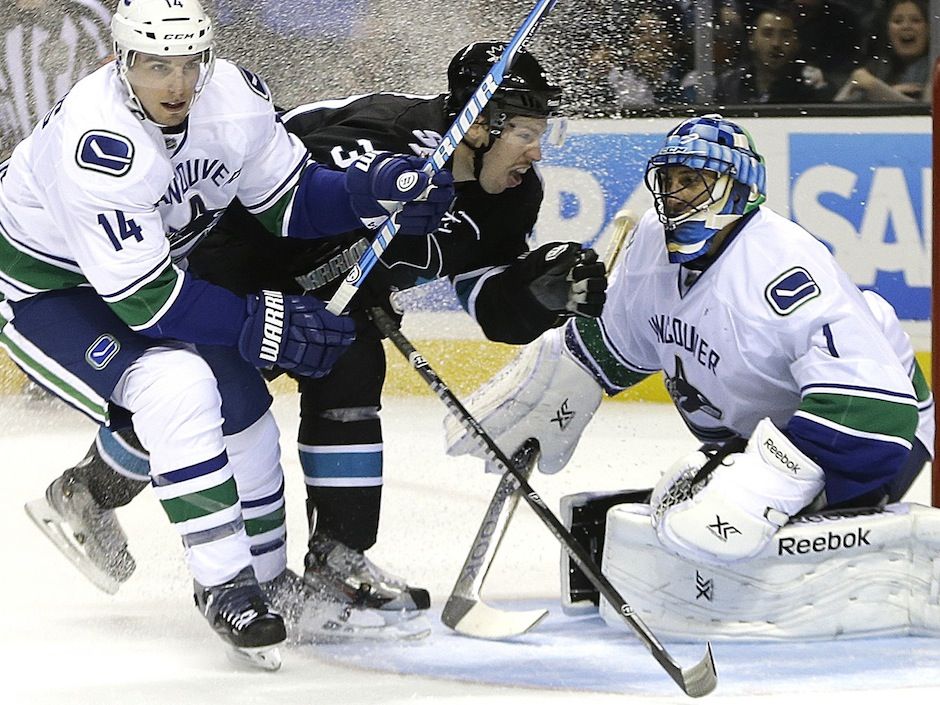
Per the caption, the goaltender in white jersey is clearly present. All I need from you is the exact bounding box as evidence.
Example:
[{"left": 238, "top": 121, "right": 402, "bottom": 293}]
[
  {"left": 0, "top": 0, "right": 453, "bottom": 669},
  {"left": 447, "top": 114, "right": 936, "bottom": 640}
]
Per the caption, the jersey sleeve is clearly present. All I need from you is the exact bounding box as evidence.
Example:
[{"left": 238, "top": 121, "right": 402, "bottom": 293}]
[
  {"left": 444, "top": 173, "right": 563, "bottom": 344},
  {"left": 224, "top": 64, "right": 360, "bottom": 239},
  {"left": 763, "top": 251, "right": 919, "bottom": 504}
]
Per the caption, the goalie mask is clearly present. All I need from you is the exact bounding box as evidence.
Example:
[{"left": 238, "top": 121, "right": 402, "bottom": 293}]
[
  {"left": 446, "top": 41, "right": 563, "bottom": 140},
  {"left": 645, "top": 114, "right": 766, "bottom": 264},
  {"left": 111, "top": 0, "right": 215, "bottom": 125}
]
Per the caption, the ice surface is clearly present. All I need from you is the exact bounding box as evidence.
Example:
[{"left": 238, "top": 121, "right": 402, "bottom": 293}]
[{"left": 3, "top": 393, "right": 938, "bottom": 704}]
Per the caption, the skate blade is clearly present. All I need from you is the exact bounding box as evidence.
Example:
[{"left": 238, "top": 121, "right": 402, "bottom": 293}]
[
  {"left": 293, "top": 609, "right": 432, "bottom": 645},
  {"left": 24, "top": 497, "right": 122, "bottom": 595},
  {"left": 224, "top": 643, "right": 283, "bottom": 671}
]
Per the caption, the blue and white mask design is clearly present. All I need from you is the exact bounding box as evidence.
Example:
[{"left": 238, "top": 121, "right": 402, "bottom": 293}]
[{"left": 644, "top": 114, "right": 766, "bottom": 264}]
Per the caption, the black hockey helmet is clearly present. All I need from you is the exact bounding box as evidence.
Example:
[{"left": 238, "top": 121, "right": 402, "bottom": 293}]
[{"left": 446, "top": 41, "right": 562, "bottom": 137}]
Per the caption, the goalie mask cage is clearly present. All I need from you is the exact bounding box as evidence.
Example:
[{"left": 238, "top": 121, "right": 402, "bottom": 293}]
[{"left": 933, "top": 58, "right": 940, "bottom": 508}]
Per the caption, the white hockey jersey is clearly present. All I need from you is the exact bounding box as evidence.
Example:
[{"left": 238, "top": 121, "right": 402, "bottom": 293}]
[
  {"left": 566, "top": 207, "right": 933, "bottom": 503},
  {"left": 0, "top": 59, "right": 311, "bottom": 332}
]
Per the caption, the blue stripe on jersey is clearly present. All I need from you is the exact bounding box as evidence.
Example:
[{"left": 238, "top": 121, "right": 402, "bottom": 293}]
[
  {"left": 101, "top": 257, "right": 170, "bottom": 301},
  {"left": 801, "top": 382, "right": 915, "bottom": 402},
  {"left": 151, "top": 450, "right": 229, "bottom": 486},
  {"left": 785, "top": 415, "right": 911, "bottom": 504},
  {"left": 0, "top": 223, "right": 80, "bottom": 269},
  {"left": 299, "top": 448, "right": 382, "bottom": 479},
  {"left": 241, "top": 480, "right": 285, "bottom": 509},
  {"left": 249, "top": 152, "right": 308, "bottom": 212}
]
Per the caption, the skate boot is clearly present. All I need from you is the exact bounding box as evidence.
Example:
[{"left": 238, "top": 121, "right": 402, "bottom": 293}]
[
  {"left": 305, "top": 535, "right": 431, "bottom": 612},
  {"left": 25, "top": 471, "right": 136, "bottom": 594},
  {"left": 263, "top": 568, "right": 431, "bottom": 644},
  {"left": 195, "top": 566, "right": 286, "bottom": 670}
]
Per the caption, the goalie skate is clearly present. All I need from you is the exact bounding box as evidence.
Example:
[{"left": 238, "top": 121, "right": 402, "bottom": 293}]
[
  {"left": 195, "top": 567, "right": 286, "bottom": 671},
  {"left": 263, "top": 568, "right": 431, "bottom": 644},
  {"left": 24, "top": 474, "right": 135, "bottom": 595}
]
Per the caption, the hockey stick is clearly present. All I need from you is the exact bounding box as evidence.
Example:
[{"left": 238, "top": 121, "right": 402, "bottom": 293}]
[
  {"left": 369, "top": 307, "right": 718, "bottom": 699},
  {"left": 441, "top": 440, "right": 549, "bottom": 638},
  {"left": 441, "top": 208, "right": 638, "bottom": 639},
  {"left": 326, "top": 0, "right": 559, "bottom": 315}
]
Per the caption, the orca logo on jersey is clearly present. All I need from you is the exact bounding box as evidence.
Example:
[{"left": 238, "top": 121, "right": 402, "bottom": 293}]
[
  {"left": 76, "top": 131, "right": 134, "bottom": 177},
  {"left": 765, "top": 267, "right": 821, "bottom": 316},
  {"left": 86, "top": 334, "right": 121, "bottom": 370}
]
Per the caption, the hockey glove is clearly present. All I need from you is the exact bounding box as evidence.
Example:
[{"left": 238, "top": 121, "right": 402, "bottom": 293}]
[
  {"left": 650, "top": 418, "right": 826, "bottom": 564},
  {"left": 345, "top": 151, "right": 455, "bottom": 235},
  {"left": 513, "top": 242, "right": 607, "bottom": 318},
  {"left": 239, "top": 291, "right": 356, "bottom": 378}
]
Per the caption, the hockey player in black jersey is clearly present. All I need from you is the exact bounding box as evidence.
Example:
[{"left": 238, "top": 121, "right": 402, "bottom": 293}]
[{"left": 25, "top": 42, "right": 608, "bottom": 642}]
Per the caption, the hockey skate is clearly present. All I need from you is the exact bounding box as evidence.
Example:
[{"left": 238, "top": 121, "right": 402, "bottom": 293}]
[
  {"left": 305, "top": 535, "right": 431, "bottom": 612},
  {"left": 195, "top": 566, "right": 287, "bottom": 671},
  {"left": 25, "top": 473, "right": 135, "bottom": 594},
  {"left": 264, "top": 568, "right": 431, "bottom": 644}
]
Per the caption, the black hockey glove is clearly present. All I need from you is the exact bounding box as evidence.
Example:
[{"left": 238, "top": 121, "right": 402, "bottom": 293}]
[
  {"left": 514, "top": 242, "right": 607, "bottom": 318},
  {"left": 239, "top": 291, "right": 356, "bottom": 378},
  {"left": 345, "top": 151, "right": 455, "bottom": 236}
]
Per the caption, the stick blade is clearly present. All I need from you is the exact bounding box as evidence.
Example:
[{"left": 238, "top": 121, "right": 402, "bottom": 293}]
[
  {"left": 442, "top": 595, "right": 548, "bottom": 640},
  {"left": 669, "top": 642, "right": 718, "bottom": 698}
]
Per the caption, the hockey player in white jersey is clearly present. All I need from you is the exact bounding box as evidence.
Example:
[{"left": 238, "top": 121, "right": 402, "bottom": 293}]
[
  {"left": 0, "top": 0, "right": 452, "bottom": 669},
  {"left": 447, "top": 114, "right": 935, "bottom": 637}
]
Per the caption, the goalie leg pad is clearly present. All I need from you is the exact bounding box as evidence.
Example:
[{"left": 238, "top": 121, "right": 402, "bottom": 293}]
[
  {"left": 599, "top": 502, "right": 940, "bottom": 641},
  {"left": 445, "top": 327, "right": 602, "bottom": 474}
]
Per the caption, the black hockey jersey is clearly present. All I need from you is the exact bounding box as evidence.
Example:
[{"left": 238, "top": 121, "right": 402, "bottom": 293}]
[{"left": 187, "top": 92, "right": 554, "bottom": 344}]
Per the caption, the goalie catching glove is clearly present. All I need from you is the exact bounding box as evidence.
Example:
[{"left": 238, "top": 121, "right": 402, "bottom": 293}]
[
  {"left": 239, "top": 291, "right": 356, "bottom": 378},
  {"left": 345, "top": 151, "right": 455, "bottom": 235},
  {"left": 445, "top": 325, "right": 602, "bottom": 474},
  {"left": 512, "top": 242, "right": 607, "bottom": 319},
  {"left": 651, "top": 418, "right": 825, "bottom": 564}
]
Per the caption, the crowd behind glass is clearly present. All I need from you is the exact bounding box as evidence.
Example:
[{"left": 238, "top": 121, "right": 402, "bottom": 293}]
[{"left": 1, "top": 0, "right": 935, "bottom": 162}]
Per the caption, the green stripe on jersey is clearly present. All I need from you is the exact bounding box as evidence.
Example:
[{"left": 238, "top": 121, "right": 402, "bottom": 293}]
[
  {"left": 574, "top": 318, "right": 649, "bottom": 390},
  {"left": 245, "top": 506, "right": 286, "bottom": 537},
  {"left": 0, "top": 229, "right": 88, "bottom": 291},
  {"left": 158, "top": 477, "right": 239, "bottom": 524},
  {"left": 251, "top": 187, "right": 296, "bottom": 236},
  {"left": 911, "top": 360, "right": 930, "bottom": 403},
  {"left": 800, "top": 392, "right": 917, "bottom": 442},
  {"left": 106, "top": 264, "right": 181, "bottom": 329}
]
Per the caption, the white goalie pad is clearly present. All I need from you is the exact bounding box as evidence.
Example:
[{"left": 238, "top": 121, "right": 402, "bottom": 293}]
[
  {"left": 598, "top": 502, "right": 940, "bottom": 641},
  {"left": 444, "top": 327, "right": 602, "bottom": 474}
]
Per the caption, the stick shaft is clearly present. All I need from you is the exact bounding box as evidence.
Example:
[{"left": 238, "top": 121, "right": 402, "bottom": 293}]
[{"left": 326, "top": 0, "right": 559, "bottom": 315}]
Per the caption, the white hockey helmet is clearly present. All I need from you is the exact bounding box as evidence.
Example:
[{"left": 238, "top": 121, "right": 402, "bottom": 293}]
[{"left": 111, "top": 0, "right": 215, "bottom": 122}]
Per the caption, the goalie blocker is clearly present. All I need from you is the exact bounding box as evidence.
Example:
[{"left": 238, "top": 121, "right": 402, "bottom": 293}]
[{"left": 561, "top": 492, "right": 940, "bottom": 640}]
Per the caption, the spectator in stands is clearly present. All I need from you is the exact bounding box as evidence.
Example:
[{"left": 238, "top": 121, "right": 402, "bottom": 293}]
[
  {"left": 834, "top": 0, "right": 930, "bottom": 102},
  {"left": 608, "top": 3, "right": 688, "bottom": 110},
  {"left": 788, "top": 0, "right": 865, "bottom": 92},
  {"left": 712, "top": 6, "right": 829, "bottom": 104}
]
